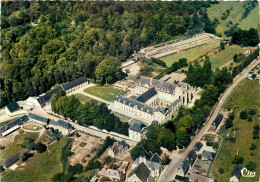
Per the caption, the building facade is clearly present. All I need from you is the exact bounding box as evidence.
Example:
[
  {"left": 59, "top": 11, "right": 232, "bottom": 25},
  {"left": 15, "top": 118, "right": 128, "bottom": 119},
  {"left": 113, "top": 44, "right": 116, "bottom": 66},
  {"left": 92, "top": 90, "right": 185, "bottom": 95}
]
[
  {"left": 114, "top": 76, "right": 192, "bottom": 124},
  {"left": 128, "top": 122, "right": 147, "bottom": 142}
]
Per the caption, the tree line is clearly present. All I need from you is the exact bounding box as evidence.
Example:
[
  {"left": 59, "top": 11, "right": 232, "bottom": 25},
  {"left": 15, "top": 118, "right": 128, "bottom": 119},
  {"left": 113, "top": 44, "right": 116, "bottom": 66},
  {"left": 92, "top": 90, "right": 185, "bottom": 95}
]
[
  {"left": 1, "top": 1, "right": 217, "bottom": 107},
  {"left": 50, "top": 90, "right": 129, "bottom": 135}
]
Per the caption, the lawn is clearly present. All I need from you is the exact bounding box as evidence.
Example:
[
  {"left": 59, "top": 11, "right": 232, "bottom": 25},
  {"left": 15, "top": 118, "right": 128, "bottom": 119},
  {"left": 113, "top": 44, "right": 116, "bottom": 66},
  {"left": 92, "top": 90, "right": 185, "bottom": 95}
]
[
  {"left": 209, "top": 45, "right": 247, "bottom": 70},
  {"left": 207, "top": 1, "right": 245, "bottom": 36},
  {"left": 211, "top": 79, "right": 259, "bottom": 182},
  {"left": 84, "top": 85, "right": 125, "bottom": 102},
  {"left": 112, "top": 112, "right": 131, "bottom": 122},
  {"left": 240, "top": 5, "right": 259, "bottom": 30},
  {"left": 1, "top": 138, "right": 69, "bottom": 182},
  {"left": 74, "top": 93, "right": 100, "bottom": 104},
  {"left": 161, "top": 40, "right": 220, "bottom": 67},
  {"left": 0, "top": 132, "right": 39, "bottom": 161}
]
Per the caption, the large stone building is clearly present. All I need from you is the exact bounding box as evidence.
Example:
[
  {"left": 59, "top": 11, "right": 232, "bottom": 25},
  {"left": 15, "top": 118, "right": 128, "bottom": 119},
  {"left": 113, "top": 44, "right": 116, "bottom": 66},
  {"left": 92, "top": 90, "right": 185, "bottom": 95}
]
[
  {"left": 26, "top": 76, "right": 89, "bottom": 107},
  {"left": 128, "top": 122, "right": 147, "bottom": 142},
  {"left": 114, "top": 76, "right": 195, "bottom": 123}
]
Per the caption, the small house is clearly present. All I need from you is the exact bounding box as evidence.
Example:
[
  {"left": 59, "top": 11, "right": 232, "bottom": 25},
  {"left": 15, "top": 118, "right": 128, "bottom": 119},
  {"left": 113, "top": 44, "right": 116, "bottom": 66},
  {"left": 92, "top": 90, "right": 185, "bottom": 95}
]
[
  {"left": 5, "top": 102, "right": 19, "bottom": 115},
  {"left": 202, "top": 150, "right": 215, "bottom": 161},
  {"left": 177, "top": 160, "right": 190, "bottom": 177},
  {"left": 128, "top": 122, "right": 147, "bottom": 142},
  {"left": 127, "top": 162, "right": 151, "bottom": 182},
  {"left": 108, "top": 140, "right": 129, "bottom": 158},
  {"left": 230, "top": 165, "right": 242, "bottom": 182},
  {"left": 3, "top": 154, "right": 20, "bottom": 169},
  {"left": 194, "top": 142, "right": 203, "bottom": 152}
]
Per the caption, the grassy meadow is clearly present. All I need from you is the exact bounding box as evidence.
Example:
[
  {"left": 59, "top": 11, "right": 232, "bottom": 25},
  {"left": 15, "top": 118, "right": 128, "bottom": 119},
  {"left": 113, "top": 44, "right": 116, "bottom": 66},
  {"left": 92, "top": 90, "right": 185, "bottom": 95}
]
[{"left": 211, "top": 79, "right": 259, "bottom": 182}]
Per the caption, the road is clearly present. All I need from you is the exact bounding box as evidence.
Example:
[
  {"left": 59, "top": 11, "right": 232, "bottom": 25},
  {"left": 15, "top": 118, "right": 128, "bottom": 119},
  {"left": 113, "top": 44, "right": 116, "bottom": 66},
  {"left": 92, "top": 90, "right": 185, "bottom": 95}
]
[{"left": 158, "top": 58, "right": 260, "bottom": 182}]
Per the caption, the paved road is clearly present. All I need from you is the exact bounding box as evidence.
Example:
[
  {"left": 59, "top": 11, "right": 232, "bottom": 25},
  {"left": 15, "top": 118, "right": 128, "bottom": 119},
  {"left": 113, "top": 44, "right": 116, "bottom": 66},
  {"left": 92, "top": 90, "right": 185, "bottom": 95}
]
[{"left": 159, "top": 58, "right": 260, "bottom": 182}]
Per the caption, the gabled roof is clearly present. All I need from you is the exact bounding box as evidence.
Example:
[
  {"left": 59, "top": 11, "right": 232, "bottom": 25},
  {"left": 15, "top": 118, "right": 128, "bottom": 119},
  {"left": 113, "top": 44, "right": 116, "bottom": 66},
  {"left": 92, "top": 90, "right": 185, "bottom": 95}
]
[
  {"left": 213, "top": 114, "right": 223, "bottom": 126},
  {"left": 194, "top": 142, "right": 203, "bottom": 151},
  {"left": 129, "top": 122, "right": 146, "bottom": 133},
  {"left": 61, "top": 76, "right": 88, "bottom": 91},
  {"left": 178, "top": 160, "right": 190, "bottom": 174},
  {"left": 136, "top": 87, "right": 157, "bottom": 103},
  {"left": 49, "top": 120, "right": 58, "bottom": 126},
  {"left": 57, "top": 119, "right": 72, "bottom": 129},
  {"left": 0, "top": 115, "right": 29, "bottom": 135},
  {"left": 28, "top": 113, "right": 48, "bottom": 123},
  {"left": 115, "top": 96, "right": 154, "bottom": 114},
  {"left": 3, "top": 154, "right": 20, "bottom": 168},
  {"left": 6, "top": 102, "right": 19, "bottom": 113},
  {"left": 150, "top": 153, "right": 161, "bottom": 163},
  {"left": 231, "top": 165, "right": 242, "bottom": 180},
  {"left": 140, "top": 149, "right": 151, "bottom": 160},
  {"left": 128, "top": 162, "right": 150, "bottom": 182},
  {"left": 202, "top": 150, "right": 215, "bottom": 160},
  {"left": 147, "top": 151, "right": 153, "bottom": 159},
  {"left": 154, "top": 106, "right": 170, "bottom": 115},
  {"left": 187, "top": 150, "right": 197, "bottom": 163},
  {"left": 37, "top": 86, "right": 62, "bottom": 104}
]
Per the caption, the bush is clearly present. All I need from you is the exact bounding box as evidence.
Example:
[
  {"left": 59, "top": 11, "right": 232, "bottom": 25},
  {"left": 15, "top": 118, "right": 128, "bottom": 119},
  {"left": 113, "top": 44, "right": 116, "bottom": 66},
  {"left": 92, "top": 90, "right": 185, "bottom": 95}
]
[
  {"left": 232, "top": 155, "right": 244, "bottom": 164},
  {"left": 240, "top": 110, "right": 248, "bottom": 119},
  {"left": 246, "top": 161, "right": 257, "bottom": 171},
  {"left": 248, "top": 115, "right": 252, "bottom": 122},
  {"left": 225, "top": 118, "right": 233, "bottom": 128},
  {"left": 198, "top": 154, "right": 202, "bottom": 160},
  {"left": 161, "top": 154, "right": 171, "bottom": 165},
  {"left": 250, "top": 143, "right": 256, "bottom": 150},
  {"left": 219, "top": 167, "right": 224, "bottom": 174},
  {"left": 151, "top": 58, "right": 167, "bottom": 67},
  {"left": 35, "top": 142, "right": 47, "bottom": 153},
  {"left": 249, "top": 109, "right": 256, "bottom": 115}
]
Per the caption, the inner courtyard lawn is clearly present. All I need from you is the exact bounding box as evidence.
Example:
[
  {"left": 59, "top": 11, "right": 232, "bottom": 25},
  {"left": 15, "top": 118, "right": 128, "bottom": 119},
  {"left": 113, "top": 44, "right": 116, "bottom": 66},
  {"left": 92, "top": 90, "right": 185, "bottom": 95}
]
[
  {"left": 211, "top": 79, "right": 259, "bottom": 182},
  {"left": 84, "top": 85, "right": 125, "bottom": 102},
  {"left": 1, "top": 138, "right": 69, "bottom": 182},
  {"left": 74, "top": 93, "right": 100, "bottom": 104}
]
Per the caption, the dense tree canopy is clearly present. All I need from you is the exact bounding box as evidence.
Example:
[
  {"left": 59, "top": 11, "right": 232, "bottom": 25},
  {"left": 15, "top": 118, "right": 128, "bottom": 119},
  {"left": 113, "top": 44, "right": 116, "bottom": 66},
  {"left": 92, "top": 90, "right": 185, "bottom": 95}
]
[{"left": 1, "top": 1, "right": 216, "bottom": 107}]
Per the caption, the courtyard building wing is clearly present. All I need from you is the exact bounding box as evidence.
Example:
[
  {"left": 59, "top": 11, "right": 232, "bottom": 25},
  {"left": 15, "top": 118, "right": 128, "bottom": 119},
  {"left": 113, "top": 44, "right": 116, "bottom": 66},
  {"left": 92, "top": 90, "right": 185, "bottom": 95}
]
[
  {"left": 57, "top": 119, "right": 72, "bottom": 129},
  {"left": 28, "top": 113, "right": 49, "bottom": 124},
  {"left": 136, "top": 87, "right": 157, "bottom": 103},
  {"left": 0, "top": 115, "right": 28, "bottom": 136},
  {"left": 61, "top": 76, "right": 88, "bottom": 91},
  {"left": 37, "top": 86, "right": 62, "bottom": 104}
]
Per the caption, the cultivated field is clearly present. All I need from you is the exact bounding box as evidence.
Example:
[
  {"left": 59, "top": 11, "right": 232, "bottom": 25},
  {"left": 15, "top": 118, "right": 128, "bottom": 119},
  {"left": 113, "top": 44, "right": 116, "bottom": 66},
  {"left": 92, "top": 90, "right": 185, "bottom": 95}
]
[
  {"left": 84, "top": 85, "right": 125, "bottom": 102},
  {"left": 161, "top": 39, "right": 220, "bottom": 67},
  {"left": 211, "top": 79, "right": 259, "bottom": 182},
  {"left": 1, "top": 138, "right": 69, "bottom": 181}
]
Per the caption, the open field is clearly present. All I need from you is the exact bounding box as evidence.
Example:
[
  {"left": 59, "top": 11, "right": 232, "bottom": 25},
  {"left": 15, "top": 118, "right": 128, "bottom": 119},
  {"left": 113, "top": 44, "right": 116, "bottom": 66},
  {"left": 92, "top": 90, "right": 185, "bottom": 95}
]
[
  {"left": 207, "top": 2, "right": 245, "bottom": 36},
  {"left": 161, "top": 39, "right": 220, "bottom": 67},
  {"left": 1, "top": 138, "right": 69, "bottom": 182},
  {"left": 240, "top": 6, "right": 259, "bottom": 30},
  {"left": 0, "top": 132, "right": 39, "bottom": 161},
  {"left": 209, "top": 45, "right": 247, "bottom": 70},
  {"left": 208, "top": 2, "right": 259, "bottom": 36},
  {"left": 84, "top": 85, "right": 125, "bottom": 102},
  {"left": 211, "top": 79, "right": 259, "bottom": 182}
]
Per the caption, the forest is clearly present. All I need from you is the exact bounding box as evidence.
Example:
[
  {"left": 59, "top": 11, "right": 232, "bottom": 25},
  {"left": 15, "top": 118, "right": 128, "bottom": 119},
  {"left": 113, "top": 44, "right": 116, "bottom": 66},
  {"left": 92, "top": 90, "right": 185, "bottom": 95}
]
[{"left": 0, "top": 1, "right": 216, "bottom": 107}]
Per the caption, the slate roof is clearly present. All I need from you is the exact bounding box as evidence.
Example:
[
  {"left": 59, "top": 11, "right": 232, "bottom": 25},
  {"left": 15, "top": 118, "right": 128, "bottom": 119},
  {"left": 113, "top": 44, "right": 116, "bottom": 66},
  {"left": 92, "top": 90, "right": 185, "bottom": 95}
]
[
  {"left": 175, "top": 175, "right": 189, "bottom": 182},
  {"left": 49, "top": 120, "right": 58, "bottom": 126},
  {"left": 213, "top": 114, "right": 223, "bottom": 127},
  {"left": 0, "top": 115, "right": 29, "bottom": 135},
  {"left": 139, "top": 76, "right": 176, "bottom": 94},
  {"left": 57, "top": 119, "right": 72, "bottom": 129},
  {"left": 150, "top": 153, "right": 161, "bottom": 163},
  {"left": 187, "top": 150, "right": 197, "bottom": 164},
  {"left": 129, "top": 122, "right": 146, "bottom": 133},
  {"left": 202, "top": 150, "right": 215, "bottom": 160},
  {"left": 140, "top": 149, "right": 151, "bottom": 160},
  {"left": 194, "top": 142, "right": 203, "bottom": 151},
  {"left": 6, "top": 102, "right": 19, "bottom": 113},
  {"left": 115, "top": 96, "right": 154, "bottom": 114},
  {"left": 147, "top": 151, "right": 153, "bottom": 159},
  {"left": 61, "top": 76, "right": 88, "bottom": 91},
  {"left": 155, "top": 107, "right": 170, "bottom": 115},
  {"left": 37, "top": 86, "right": 62, "bottom": 104},
  {"left": 28, "top": 113, "right": 48, "bottom": 123},
  {"left": 3, "top": 154, "right": 20, "bottom": 168},
  {"left": 136, "top": 87, "right": 157, "bottom": 103},
  {"left": 128, "top": 162, "right": 151, "bottom": 182},
  {"left": 231, "top": 165, "right": 242, "bottom": 180},
  {"left": 178, "top": 160, "right": 190, "bottom": 174}
]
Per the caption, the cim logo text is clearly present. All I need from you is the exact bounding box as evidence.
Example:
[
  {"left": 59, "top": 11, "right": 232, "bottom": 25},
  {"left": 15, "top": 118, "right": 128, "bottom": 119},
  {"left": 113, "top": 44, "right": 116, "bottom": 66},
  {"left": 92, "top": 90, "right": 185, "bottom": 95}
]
[{"left": 241, "top": 167, "right": 256, "bottom": 177}]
